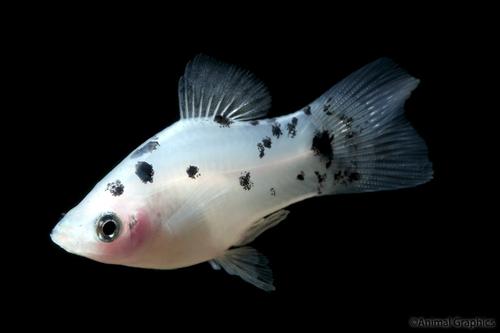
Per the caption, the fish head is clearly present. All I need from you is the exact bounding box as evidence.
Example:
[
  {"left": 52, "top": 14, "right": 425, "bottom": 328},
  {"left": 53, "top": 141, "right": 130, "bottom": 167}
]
[{"left": 50, "top": 178, "right": 159, "bottom": 266}]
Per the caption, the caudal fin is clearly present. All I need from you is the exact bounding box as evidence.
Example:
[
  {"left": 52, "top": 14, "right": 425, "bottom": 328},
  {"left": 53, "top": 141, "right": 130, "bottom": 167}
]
[{"left": 306, "top": 58, "right": 432, "bottom": 194}]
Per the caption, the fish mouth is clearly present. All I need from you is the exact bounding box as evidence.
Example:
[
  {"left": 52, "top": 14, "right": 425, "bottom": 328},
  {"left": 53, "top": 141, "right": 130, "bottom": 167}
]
[
  {"left": 50, "top": 215, "right": 84, "bottom": 255},
  {"left": 50, "top": 226, "right": 92, "bottom": 258},
  {"left": 50, "top": 215, "right": 102, "bottom": 260},
  {"left": 50, "top": 225, "right": 72, "bottom": 252},
  {"left": 50, "top": 206, "right": 85, "bottom": 253}
]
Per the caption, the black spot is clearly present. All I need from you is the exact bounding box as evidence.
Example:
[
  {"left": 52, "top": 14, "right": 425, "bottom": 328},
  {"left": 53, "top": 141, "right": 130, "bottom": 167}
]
[
  {"left": 287, "top": 117, "right": 298, "bottom": 138},
  {"left": 128, "top": 215, "right": 138, "bottom": 231},
  {"left": 130, "top": 141, "right": 160, "bottom": 158},
  {"left": 303, "top": 106, "right": 311, "bottom": 115},
  {"left": 334, "top": 171, "right": 342, "bottom": 181},
  {"left": 297, "top": 171, "right": 305, "bottom": 181},
  {"left": 257, "top": 143, "right": 265, "bottom": 158},
  {"left": 186, "top": 165, "right": 200, "bottom": 179},
  {"left": 311, "top": 130, "right": 334, "bottom": 168},
  {"left": 262, "top": 136, "right": 272, "bottom": 148},
  {"left": 106, "top": 180, "right": 124, "bottom": 196},
  {"left": 315, "top": 171, "right": 327, "bottom": 184},
  {"left": 349, "top": 172, "right": 361, "bottom": 182},
  {"left": 250, "top": 120, "right": 259, "bottom": 126},
  {"left": 214, "top": 115, "right": 233, "bottom": 128},
  {"left": 334, "top": 169, "right": 362, "bottom": 185},
  {"left": 323, "top": 97, "right": 334, "bottom": 115},
  {"left": 135, "top": 161, "right": 154, "bottom": 183},
  {"left": 339, "top": 114, "right": 354, "bottom": 128},
  {"left": 271, "top": 123, "right": 283, "bottom": 139},
  {"left": 270, "top": 188, "right": 276, "bottom": 196},
  {"left": 239, "top": 171, "right": 253, "bottom": 191},
  {"left": 315, "top": 171, "right": 327, "bottom": 195},
  {"left": 257, "top": 137, "right": 272, "bottom": 158},
  {"left": 345, "top": 131, "right": 356, "bottom": 139}
]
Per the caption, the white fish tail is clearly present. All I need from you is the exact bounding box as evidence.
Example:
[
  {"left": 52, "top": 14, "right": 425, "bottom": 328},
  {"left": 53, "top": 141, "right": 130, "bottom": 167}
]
[{"left": 305, "top": 58, "right": 433, "bottom": 195}]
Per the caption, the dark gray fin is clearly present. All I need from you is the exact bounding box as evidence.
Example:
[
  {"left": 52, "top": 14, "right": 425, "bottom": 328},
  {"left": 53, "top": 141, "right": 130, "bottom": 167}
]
[
  {"left": 235, "top": 209, "right": 289, "bottom": 247},
  {"left": 211, "top": 247, "right": 275, "bottom": 291},
  {"left": 307, "top": 58, "right": 433, "bottom": 194},
  {"left": 178, "top": 54, "right": 271, "bottom": 121}
]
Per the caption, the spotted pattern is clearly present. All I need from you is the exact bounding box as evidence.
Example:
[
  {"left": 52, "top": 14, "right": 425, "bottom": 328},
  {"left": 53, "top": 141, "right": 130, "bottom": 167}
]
[
  {"left": 106, "top": 180, "right": 124, "bottom": 196},
  {"left": 214, "top": 115, "right": 233, "bottom": 128},
  {"left": 287, "top": 117, "right": 298, "bottom": 138},
  {"left": 311, "top": 130, "right": 334, "bottom": 168},
  {"left": 135, "top": 161, "right": 154, "bottom": 183},
  {"left": 334, "top": 169, "right": 361, "bottom": 185},
  {"left": 186, "top": 165, "right": 200, "bottom": 179},
  {"left": 239, "top": 171, "right": 253, "bottom": 191},
  {"left": 271, "top": 123, "right": 283, "bottom": 139}
]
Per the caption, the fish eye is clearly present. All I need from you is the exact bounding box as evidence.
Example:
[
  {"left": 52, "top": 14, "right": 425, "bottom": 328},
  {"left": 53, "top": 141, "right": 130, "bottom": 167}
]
[{"left": 96, "top": 213, "right": 121, "bottom": 242}]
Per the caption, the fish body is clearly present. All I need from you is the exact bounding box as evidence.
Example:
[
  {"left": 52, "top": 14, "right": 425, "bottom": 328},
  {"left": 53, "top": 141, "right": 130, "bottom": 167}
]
[{"left": 51, "top": 55, "right": 432, "bottom": 290}]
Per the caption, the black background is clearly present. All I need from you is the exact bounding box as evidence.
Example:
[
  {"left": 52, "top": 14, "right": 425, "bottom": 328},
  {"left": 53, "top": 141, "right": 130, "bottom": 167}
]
[{"left": 9, "top": 5, "right": 497, "bottom": 331}]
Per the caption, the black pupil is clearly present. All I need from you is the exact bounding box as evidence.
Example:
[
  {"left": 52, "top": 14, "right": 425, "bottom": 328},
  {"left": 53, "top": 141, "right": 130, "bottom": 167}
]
[{"left": 102, "top": 220, "right": 116, "bottom": 236}]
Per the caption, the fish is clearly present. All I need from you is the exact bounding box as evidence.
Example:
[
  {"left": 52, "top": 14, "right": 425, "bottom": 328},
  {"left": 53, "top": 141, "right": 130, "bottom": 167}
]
[{"left": 50, "top": 55, "right": 433, "bottom": 291}]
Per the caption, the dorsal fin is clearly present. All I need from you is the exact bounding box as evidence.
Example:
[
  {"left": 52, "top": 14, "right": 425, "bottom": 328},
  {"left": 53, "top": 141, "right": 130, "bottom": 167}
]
[{"left": 178, "top": 54, "right": 271, "bottom": 121}]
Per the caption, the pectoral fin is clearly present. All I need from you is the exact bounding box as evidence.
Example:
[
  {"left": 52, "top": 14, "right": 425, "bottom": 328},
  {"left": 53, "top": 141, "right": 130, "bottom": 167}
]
[{"left": 235, "top": 209, "right": 289, "bottom": 247}]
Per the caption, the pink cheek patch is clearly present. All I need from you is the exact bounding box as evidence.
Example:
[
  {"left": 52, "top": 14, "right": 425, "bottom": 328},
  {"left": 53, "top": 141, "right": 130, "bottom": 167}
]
[
  {"left": 96, "top": 209, "right": 153, "bottom": 263},
  {"left": 127, "top": 210, "right": 152, "bottom": 250}
]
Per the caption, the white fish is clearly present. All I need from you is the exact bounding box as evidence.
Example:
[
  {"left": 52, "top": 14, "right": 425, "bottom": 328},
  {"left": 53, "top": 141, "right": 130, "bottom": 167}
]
[{"left": 51, "top": 55, "right": 432, "bottom": 291}]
